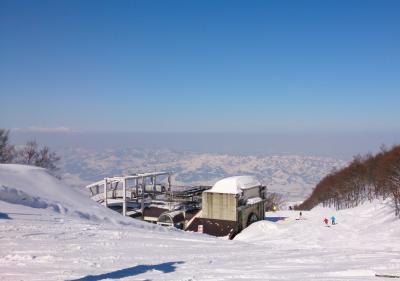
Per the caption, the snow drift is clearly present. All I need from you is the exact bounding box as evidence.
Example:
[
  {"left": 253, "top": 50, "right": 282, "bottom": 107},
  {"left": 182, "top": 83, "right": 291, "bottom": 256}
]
[{"left": 0, "top": 164, "right": 166, "bottom": 228}]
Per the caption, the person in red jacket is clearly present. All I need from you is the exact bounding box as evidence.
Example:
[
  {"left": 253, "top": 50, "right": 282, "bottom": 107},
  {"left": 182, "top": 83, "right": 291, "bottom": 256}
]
[{"left": 323, "top": 217, "right": 329, "bottom": 225}]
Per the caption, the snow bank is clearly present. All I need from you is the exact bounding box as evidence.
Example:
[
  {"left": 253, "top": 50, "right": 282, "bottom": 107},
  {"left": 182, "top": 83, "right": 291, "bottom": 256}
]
[{"left": 0, "top": 164, "right": 167, "bottom": 229}]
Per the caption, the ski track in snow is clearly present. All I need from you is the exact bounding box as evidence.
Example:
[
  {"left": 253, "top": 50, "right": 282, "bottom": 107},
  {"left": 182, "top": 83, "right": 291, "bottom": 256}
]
[{"left": 1, "top": 164, "right": 400, "bottom": 280}]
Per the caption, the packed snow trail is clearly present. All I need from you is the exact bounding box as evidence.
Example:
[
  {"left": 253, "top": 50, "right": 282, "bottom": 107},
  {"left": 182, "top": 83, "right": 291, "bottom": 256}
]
[{"left": 1, "top": 164, "right": 400, "bottom": 280}]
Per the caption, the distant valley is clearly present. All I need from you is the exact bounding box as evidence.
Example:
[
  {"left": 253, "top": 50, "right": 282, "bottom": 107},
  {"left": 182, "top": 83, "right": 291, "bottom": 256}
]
[{"left": 58, "top": 148, "right": 346, "bottom": 201}]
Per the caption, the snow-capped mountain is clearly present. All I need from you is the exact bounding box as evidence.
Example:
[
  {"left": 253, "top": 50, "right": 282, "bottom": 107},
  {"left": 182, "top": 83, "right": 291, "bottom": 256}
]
[{"left": 58, "top": 148, "right": 346, "bottom": 200}]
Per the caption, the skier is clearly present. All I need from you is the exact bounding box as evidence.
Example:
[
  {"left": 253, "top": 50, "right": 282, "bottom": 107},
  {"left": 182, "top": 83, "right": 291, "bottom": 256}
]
[
  {"left": 323, "top": 217, "right": 329, "bottom": 226},
  {"left": 331, "top": 215, "right": 336, "bottom": 225},
  {"left": 299, "top": 211, "right": 303, "bottom": 220}
]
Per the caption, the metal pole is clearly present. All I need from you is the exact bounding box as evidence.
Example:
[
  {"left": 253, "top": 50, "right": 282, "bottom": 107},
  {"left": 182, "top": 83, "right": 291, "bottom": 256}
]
[
  {"left": 141, "top": 176, "right": 145, "bottom": 220},
  {"left": 135, "top": 178, "right": 139, "bottom": 203},
  {"left": 104, "top": 178, "right": 108, "bottom": 207},
  {"left": 153, "top": 175, "right": 156, "bottom": 198},
  {"left": 122, "top": 179, "right": 126, "bottom": 216}
]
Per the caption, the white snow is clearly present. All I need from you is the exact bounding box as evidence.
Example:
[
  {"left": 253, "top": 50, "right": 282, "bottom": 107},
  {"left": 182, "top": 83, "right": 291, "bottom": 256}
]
[
  {"left": 1, "top": 164, "right": 400, "bottom": 280},
  {"left": 205, "top": 175, "right": 261, "bottom": 194},
  {"left": 0, "top": 164, "right": 172, "bottom": 230},
  {"left": 246, "top": 197, "right": 263, "bottom": 205}
]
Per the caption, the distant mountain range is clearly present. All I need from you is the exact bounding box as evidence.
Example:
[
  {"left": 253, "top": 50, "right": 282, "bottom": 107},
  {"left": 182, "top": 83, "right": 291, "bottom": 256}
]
[{"left": 58, "top": 147, "right": 346, "bottom": 201}]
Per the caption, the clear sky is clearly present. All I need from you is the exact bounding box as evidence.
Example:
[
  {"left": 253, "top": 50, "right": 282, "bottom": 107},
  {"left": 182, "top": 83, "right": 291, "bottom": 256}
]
[{"left": 1, "top": 0, "right": 399, "bottom": 133}]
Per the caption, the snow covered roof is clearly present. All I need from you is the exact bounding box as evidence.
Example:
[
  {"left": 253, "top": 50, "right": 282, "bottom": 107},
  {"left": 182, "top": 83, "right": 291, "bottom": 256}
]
[{"left": 205, "top": 176, "right": 261, "bottom": 195}]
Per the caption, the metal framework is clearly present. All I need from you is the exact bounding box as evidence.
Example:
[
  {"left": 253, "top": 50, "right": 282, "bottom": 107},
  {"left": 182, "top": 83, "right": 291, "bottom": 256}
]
[
  {"left": 172, "top": 185, "right": 211, "bottom": 199},
  {"left": 86, "top": 171, "right": 172, "bottom": 217}
]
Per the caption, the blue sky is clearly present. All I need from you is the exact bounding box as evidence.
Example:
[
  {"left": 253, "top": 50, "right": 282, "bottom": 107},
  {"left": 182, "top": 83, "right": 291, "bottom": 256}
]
[{"left": 1, "top": 0, "right": 399, "bottom": 133}]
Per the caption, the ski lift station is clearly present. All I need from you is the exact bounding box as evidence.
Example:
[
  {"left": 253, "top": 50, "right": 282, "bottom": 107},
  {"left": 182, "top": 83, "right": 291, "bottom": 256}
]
[
  {"left": 86, "top": 172, "right": 267, "bottom": 238},
  {"left": 187, "top": 176, "right": 267, "bottom": 238}
]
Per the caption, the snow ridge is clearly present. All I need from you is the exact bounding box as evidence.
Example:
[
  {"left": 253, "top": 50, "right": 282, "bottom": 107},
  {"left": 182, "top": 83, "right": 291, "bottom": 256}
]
[{"left": 0, "top": 185, "right": 68, "bottom": 214}]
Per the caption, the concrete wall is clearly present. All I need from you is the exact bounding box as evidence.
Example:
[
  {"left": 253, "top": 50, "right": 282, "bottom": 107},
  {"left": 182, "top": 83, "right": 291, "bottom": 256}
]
[
  {"left": 237, "top": 201, "right": 265, "bottom": 231},
  {"left": 202, "top": 192, "right": 237, "bottom": 221},
  {"left": 242, "top": 187, "right": 260, "bottom": 200}
]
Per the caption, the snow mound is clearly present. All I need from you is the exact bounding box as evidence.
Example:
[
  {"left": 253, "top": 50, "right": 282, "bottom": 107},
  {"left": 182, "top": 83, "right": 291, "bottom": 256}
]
[
  {"left": 236, "top": 200, "right": 400, "bottom": 250},
  {"left": 205, "top": 175, "right": 261, "bottom": 194},
  {"left": 0, "top": 164, "right": 166, "bottom": 229}
]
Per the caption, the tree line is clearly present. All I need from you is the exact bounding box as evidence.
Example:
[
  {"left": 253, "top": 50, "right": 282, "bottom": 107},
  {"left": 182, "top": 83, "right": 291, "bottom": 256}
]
[
  {"left": 296, "top": 145, "right": 400, "bottom": 218},
  {"left": 0, "top": 129, "right": 60, "bottom": 176}
]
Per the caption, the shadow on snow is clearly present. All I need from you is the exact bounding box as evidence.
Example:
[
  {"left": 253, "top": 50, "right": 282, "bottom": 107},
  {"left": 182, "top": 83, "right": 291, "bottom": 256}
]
[
  {"left": 0, "top": 212, "right": 11, "bottom": 219},
  {"left": 264, "top": 216, "right": 287, "bottom": 222},
  {"left": 67, "top": 261, "right": 184, "bottom": 281}
]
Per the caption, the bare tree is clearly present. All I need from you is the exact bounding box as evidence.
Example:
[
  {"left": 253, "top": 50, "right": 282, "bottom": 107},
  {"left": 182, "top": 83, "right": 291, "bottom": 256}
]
[
  {"left": 15, "top": 140, "right": 60, "bottom": 177},
  {"left": 265, "top": 192, "right": 285, "bottom": 211},
  {"left": 298, "top": 144, "right": 400, "bottom": 218},
  {"left": 376, "top": 146, "right": 400, "bottom": 216},
  {"left": 0, "top": 130, "right": 61, "bottom": 177},
  {"left": 0, "top": 129, "right": 14, "bottom": 163},
  {"left": 35, "top": 146, "right": 60, "bottom": 174},
  {"left": 17, "top": 140, "right": 39, "bottom": 165}
]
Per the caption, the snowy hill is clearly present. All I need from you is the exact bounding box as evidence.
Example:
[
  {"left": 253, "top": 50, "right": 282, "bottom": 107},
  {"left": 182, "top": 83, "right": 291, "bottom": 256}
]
[
  {"left": 1, "top": 164, "right": 399, "bottom": 281},
  {"left": 0, "top": 164, "right": 172, "bottom": 229},
  {"left": 58, "top": 148, "right": 346, "bottom": 200}
]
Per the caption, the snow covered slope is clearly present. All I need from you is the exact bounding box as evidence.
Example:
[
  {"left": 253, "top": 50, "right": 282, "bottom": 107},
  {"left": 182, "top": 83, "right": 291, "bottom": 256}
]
[
  {"left": 0, "top": 164, "right": 167, "bottom": 228},
  {"left": 1, "top": 164, "right": 399, "bottom": 281},
  {"left": 236, "top": 201, "right": 400, "bottom": 279}
]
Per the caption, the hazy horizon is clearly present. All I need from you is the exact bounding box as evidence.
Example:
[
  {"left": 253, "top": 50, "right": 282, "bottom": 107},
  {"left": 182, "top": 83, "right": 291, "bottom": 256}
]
[{"left": 8, "top": 130, "right": 400, "bottom": 159}]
